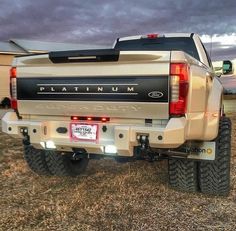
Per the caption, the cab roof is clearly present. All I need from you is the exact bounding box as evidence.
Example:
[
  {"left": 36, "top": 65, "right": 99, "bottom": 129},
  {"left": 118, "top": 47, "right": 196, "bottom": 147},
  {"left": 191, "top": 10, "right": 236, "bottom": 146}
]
[{"left": 118, "top": 33, "right": 195, "bottom": 42}]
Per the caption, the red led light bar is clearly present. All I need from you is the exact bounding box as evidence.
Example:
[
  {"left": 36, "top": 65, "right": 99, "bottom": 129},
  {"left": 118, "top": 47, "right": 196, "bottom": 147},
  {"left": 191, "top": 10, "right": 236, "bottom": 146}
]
[{"left": 71, "top": 116, "right": 110, "bottom": 122}]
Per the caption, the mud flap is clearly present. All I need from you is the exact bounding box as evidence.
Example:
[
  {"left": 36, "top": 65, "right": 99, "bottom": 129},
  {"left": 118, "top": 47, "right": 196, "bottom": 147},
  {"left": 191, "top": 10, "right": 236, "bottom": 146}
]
[{"left": 185, "top": 141, "right": 216, "bottom": 161}]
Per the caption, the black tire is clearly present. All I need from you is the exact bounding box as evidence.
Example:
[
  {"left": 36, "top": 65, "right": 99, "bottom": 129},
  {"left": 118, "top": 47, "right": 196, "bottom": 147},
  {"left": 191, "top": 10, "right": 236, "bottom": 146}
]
[
  {"left": 46, "top": 151, "right": 89, "bottom": 176},
  {"left": 168, "top": 158, "right": 198, "bottom": 192},
  {"left": 24, "top": 145, "right": 52, "bottom": 175},
  {"left": 198, "top": 117, "right": 231, "bottom": 196}
]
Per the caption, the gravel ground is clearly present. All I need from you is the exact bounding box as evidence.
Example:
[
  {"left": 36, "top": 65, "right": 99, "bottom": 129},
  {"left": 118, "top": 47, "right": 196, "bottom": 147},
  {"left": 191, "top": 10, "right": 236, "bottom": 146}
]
[{"left": 0, "top": 113, "right": 235, "bottom": 231}]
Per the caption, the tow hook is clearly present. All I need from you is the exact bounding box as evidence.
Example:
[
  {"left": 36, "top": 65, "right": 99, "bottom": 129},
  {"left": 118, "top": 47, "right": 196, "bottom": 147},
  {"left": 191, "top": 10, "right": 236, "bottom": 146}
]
[
  {"left": 137, "top": 135, "right": 156, "bottom": 162},
  {"left": 20, "top": 127, "right": 30, "bottom": 145},
  {"left": 137, "top": 135, "right": 149, "bottom": 150}
]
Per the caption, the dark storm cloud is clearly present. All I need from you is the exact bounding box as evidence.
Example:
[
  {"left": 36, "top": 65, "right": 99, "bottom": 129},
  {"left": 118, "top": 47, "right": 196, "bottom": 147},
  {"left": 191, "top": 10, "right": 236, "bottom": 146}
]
[
  {"left": 205, "top": 42, "right": 236, "bottom": 61},
  {"left": 0, "top": 0, "right": 236, "bottom": 59}
]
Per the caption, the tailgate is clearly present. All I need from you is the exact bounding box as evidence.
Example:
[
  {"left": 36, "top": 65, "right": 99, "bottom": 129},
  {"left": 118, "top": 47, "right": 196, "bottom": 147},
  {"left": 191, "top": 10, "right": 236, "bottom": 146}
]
[{"left": 15, "top": 49, "right": 170, "bottom": 119}]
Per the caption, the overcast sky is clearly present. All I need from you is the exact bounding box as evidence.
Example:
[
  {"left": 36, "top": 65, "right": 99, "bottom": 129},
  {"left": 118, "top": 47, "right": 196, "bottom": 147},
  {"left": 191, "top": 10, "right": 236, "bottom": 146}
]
[{"left": 0, "top": 0, "right": 236, "bottom": 61}]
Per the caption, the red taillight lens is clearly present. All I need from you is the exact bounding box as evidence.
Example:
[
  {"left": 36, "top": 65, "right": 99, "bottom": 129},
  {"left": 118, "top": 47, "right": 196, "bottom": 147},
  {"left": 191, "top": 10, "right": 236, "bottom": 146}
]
[
  {"left": 147, "top": 33, "right": 158, "bottom": 39},
  {"left": 11, "top": 100, "right": 18, "bottom": 109},
  {"left": 101, "top": 117, "right": 108, "bottom": 122},
  {"left": 10, "top": 67, "right": 17, "bottom": 78},
  {"left": 71, "top": 116, "right": 110, "bottom": 122},
  {"left": 170, "top": 63, "right": 189, "bottom": 116},
  {"left": 10, "top": 67, "right": 17, "bottom": 110},
  {"left": 141, "top": 34, "right": 159, "bottom": 39}
]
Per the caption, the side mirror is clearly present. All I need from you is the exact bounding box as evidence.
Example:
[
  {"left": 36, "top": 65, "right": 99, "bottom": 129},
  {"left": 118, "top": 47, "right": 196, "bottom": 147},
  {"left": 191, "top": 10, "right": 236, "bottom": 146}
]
[
  {"left": 214, "top": 67, "right": 222, "bottom": 72},
  {"left": 213, "top": 67, "right": 222, "bottom": 77},
  {"left": 222, "top": 60, "right": 233, "bottom": 75},
  {"left": 215, "top": 72, "right": 222, "bottom": 78}
]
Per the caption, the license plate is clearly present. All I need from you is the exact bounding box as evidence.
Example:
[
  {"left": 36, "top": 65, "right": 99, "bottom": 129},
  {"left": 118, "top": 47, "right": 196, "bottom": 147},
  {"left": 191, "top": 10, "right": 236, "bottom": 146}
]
[{"left": 70, "top": 123, "right": 98, "bottom": 141}]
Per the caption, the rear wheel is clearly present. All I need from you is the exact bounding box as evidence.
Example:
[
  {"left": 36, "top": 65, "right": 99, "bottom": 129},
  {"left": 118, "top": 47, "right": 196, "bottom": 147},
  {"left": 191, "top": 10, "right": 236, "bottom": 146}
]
[
  {"left": 24, "top": 145, "right": 51, "bottom": 175},
  {"left": 46, "top": 151, "right": 89, "bottom": 176},
  {"left": 198, "top": 117, "right": 231, "bottom": 196},
  {"left": 168, "top": 158, "right": 198, "bottom": 192}
]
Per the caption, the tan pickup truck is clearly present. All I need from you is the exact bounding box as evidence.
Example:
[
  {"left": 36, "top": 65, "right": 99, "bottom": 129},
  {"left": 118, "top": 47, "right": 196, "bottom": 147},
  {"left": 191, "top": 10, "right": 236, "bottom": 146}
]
[{"left": 2, "top": 33, "right": 231, "bottom": 196}]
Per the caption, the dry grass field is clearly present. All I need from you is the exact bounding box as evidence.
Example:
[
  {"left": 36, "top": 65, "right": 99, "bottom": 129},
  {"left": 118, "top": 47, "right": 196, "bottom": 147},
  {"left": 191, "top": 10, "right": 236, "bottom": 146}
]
[{"left": 0, "top": 113, "right": 235, "bottom": 231}]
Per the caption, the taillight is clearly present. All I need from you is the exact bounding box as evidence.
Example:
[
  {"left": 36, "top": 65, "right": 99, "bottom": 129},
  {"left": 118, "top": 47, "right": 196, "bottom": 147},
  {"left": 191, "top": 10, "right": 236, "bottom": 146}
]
[
  {"left": 147, "top": 33, "right": 158, "bottom": 39},
  {"left": 142, "top": 33, "right": 159, "bottom": 39},
  {"left": 170, "top": 63, "right": 189, "bottom": 116},
  {"left": 71, "top": 116, "right": 110, "bottom": 122},
  {"left": 10, "top": 67, "right": 17, "bottom": 110}
]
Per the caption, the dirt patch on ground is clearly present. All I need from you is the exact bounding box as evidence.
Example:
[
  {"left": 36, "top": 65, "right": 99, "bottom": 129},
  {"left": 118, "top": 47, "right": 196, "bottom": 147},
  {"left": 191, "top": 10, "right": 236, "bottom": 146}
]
[{"left": 0, "top": 114, "right": 236, "bottom": 231}]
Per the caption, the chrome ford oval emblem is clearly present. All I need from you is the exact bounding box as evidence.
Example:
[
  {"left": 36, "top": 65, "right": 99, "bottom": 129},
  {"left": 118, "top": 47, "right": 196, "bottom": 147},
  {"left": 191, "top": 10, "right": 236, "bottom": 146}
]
[{"left": 148, "top": 91, "right": 164, "bottom": 98}]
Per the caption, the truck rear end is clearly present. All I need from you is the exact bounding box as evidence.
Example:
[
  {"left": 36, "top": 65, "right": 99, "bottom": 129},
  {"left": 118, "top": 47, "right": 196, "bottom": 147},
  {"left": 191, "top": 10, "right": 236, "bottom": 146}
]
[
  {"left": 5, "top": 49, "right": 184, "bottom": 155},
  {"left": 2, "top": 33, "right": 231, "bottom": 196}
]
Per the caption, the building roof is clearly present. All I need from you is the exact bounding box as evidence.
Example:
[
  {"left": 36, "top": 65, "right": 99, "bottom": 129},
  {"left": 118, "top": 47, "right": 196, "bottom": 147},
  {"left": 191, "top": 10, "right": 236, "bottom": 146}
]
[
  {"left": 0, "top": 41, "right": 26, "bottom": 54},
  {"left": 9, "top": 39, "right": 108, "bottom": 53},
  {"left": 0, "top": 39, "right": 108, "bottom": 54}
]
